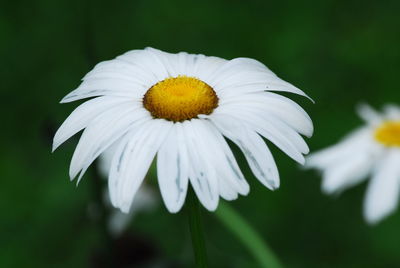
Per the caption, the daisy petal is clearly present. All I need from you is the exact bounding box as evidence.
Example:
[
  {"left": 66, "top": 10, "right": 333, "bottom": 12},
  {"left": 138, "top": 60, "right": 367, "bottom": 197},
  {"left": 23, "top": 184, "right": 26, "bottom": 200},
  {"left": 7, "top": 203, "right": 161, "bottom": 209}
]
[
  {"left": 214, "top": 110, "right": 305, "bottom": 164},
  {"left": 356, "top": 103, "right": 382, "bottom": 125},
  {"left": 193, "top": 120, "right": 250, "bottom": 195},
  {"left": 208, "top": 115, "right": 280, "bottom": 190},
  {"left": 109, "top": 120, "right": 172, "bottom": 213},
  {"left": 364, "top": 149, "right": 400, "bottom": 224},
  {"left": 69, "top": 104, "right": 151, "bottom": 182},
  {"left": 218, "top": 178, "right": 239, "bottom": 201},
  {"left": 207, "top": 58, "right": 312, "bottom": 101},
  {"left": 221, "top": 105, "right": 309, "bottom": 154},
  {"left": 194, "top": 56, "right": 227, "bottom": 83},
  {"left": 176, "top": 52, "right": 192, "bottom": 75},
  {"left": 145, "top": 48, "right": 180, "bottom": 77},
  {"left": 83, "top": 59, "right": 154, "bottom": 86},
  {"left": 61, "top": 78, "right": 146, "bottom": 103},
  {"left": 183, "top": 121, "right": 219, "bottom": 211},
  {"left": 98, "top": 142, "right": 119, "bottom": 178},
  {"left": 117, "top": 49, "right": 169, "bottom": 82},
  {"left": 207, "top": 58, "right": 275, "bottom": 86},
  {"left": 157, "top": 123, "right": 190, "bottom": 213},
  {"left": 53, "top": 96, "right": 133, "bottom": 151},
  {"left": 383, "top": 104, "right": 400, "bottom": 120},
  {"left": 306, "top": 128, "right": 375, "bottom": 169},
  {"left": 181, "top": 53, "right": 206, "bottom": 77},
  {"left": 214, "top": 71, "right": 277, "bottom": 90},
  {"left": 321, "top": 152, "right": 375, "bottom": 194},
  {"left": 220, "top": 92, "right": 313, "bottom": 137}
]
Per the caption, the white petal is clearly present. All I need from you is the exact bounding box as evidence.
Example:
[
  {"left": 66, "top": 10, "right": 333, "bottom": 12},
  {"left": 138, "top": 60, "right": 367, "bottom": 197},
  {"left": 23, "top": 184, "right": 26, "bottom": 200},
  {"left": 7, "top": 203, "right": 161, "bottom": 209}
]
[
  {"left": 356, "top": 103, "right": 382, "bottom": 125},
  {"left": 219, "top": 92, "right": 313, "bottom": 137},
  {"left": 321, "top": 151, "right": 376, "bottom": 194},
  {"left": 98, "top": 142, "right": 120, "bottom": 178},
  {"left": 193, "top": 55, "right": 227, "bottom": 83},
  {"left": 206, "top": 114, "right": 280, "bottom": 190},
  {"left": 182, "top": 121, "right": 219, "bottom": 211},
  {"left": 182, "top": 53, "right": 206, "bottom": 77},
  {"left": 305, "top": 128, "right": 378, "bottom": 170},
  {"left": 383, "top": 104, "right": 400, "bottom": 120},
  {"left": 193, "top": 120, "right": 250, "bottom": 195},
  {"left": 213, "top": 110, "right": 305, "bottom": 164},
  {"left": 214, "top": 71, "right": 277, "bottom": 90},
  {"left": 117, "top": 49, "right": 169, "bottom": 82},
  {"left": 83, "top": 71, "right": 148, "bottom": 85},
  {"left": 217, "top": 81, "right": 312, "bottom": 102},
  {"left": 146, "top": 48, "right": 212, "bottom": 78},
  {"left": 206, "top": 58, "right": 311, "bottom": 101},
  {"left": 53, "top": 96, "right": 133, "bottom": 151},
  {"left": 61, "top": 78, "right": 146, "bottom": 103},
  {"left": 69, "top": 104, "right": 151, "bottom": 182},
  {"left": 143, "top": 47, "right": 175, "bottom": 78},
  {"left": 83, "top": 59, "right": 155, "bottom": 86},
  {"left": 218, "top": 105, "right": 309, "bottom": 154},
  {"left": 109, "top": 120, "right": 172, "bottom": 213},
  {"left": 145, "top": 48, "right": 180, "bottom": 77},
  {"left": 157, "top": 123, "right": 189, "bottom": 213},
  {"left": 364, "top": 149, "right": 400, "bottom": 224},
  {"left": 207, "top": 58, "right": 274, "bottom": 86},
  {"left": 218, "top": 178, "right": 239, "bottom": 201},
  {"left": 176, "top": 52, "right": 194, "bottom": 75}
]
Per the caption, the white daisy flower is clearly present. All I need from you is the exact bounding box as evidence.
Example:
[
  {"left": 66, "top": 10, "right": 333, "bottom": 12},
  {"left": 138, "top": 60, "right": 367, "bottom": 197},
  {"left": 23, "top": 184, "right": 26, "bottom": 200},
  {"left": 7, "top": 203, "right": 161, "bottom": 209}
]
[
  {"left": 53, "top": 47, "right": 313, "bottom": 213},
  {"left": 306, "top": 104, "right": 400, "bottom": 224}
]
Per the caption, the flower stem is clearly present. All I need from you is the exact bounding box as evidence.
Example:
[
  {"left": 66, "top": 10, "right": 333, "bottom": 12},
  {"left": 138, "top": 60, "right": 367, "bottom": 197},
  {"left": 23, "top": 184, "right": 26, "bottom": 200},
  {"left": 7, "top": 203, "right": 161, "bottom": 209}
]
[
  {"left": 215, "top": 202, "right": 283, "bottom": 268},
  {"left": 187, "top": 189, "right": 209, "bottom": 268}
]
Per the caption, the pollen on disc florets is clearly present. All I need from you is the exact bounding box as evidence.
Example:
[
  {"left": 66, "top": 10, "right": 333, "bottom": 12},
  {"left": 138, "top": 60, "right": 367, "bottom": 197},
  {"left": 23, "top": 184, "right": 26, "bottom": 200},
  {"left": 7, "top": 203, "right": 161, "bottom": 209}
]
[
  {"left": 143, "top": 76, "right": 219, "bottom": 122},
  {"left": 374, "top": 121, "right": 400, "bottom": 147}
]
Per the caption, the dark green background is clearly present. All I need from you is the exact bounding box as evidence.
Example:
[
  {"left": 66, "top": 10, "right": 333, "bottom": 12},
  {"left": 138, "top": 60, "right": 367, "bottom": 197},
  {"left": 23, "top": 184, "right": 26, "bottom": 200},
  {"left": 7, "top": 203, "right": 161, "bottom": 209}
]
[{"left": 2, "top": 0, "right": 400, "bottom": 267}]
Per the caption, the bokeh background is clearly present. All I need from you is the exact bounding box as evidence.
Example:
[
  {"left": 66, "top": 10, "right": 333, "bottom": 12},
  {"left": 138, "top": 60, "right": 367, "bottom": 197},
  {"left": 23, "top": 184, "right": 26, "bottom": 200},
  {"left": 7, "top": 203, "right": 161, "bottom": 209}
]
[{"left": 2, "top": 0, "right": 400, "bottom": 267}]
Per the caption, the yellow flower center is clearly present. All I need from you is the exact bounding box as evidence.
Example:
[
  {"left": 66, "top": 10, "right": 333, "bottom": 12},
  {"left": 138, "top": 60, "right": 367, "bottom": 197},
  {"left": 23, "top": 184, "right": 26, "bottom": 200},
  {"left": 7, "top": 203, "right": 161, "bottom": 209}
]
[
  {"left": 374, "top": 121, "right": 400, "bottom": 147},
  {"left": 143, "top": 76, "right": 218, "bottom": 122}
]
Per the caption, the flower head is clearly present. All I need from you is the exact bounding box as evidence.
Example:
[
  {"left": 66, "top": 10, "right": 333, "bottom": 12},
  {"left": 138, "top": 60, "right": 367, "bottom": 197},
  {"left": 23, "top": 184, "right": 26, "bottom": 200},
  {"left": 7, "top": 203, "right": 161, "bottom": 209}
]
[
  {"left": 306, "top": 103, "right": 400, "bottom": 224},
  {"left": 53, "top": 47, "right": 313, "bottom": 213}
]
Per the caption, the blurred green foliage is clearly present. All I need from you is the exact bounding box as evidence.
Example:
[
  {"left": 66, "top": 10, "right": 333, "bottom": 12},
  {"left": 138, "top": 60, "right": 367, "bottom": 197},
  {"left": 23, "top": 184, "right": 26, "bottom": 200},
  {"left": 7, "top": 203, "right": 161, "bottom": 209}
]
[{"left": 1, "top": 0, "right": 400, "bottom": 267}]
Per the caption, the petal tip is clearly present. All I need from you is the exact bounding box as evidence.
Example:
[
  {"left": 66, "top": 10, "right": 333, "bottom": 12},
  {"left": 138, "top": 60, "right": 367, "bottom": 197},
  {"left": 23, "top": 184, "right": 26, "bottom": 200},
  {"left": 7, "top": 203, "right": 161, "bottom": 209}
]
[
  {"left": 60, "top": 96, "right": 70, "bottom": 103},
  {"left": 120, "top": 205, "right": 131, "bottom": 214},
  {"left": 297, "top": 156, "right": 306, "bottom": 165},
  {"left": 321, "top": 182, "right": 336, "bottom": 195},
  {"left": 241, "top": 185, "right": 250, "bottom": 196},
  {"left": 51, "top": 141, "right": 60, "bottom": 152},
  {"left": 364, "top": 210, "right": 382, "bottom": 225},
  {"left": 166, "top": 206, "right": 180, "bottom": 214}
]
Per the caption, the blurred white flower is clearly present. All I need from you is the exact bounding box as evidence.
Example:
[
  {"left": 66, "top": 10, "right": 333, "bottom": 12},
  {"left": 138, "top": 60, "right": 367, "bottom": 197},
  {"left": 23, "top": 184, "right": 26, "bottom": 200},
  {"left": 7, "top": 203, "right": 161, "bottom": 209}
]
[
  {"left": 306, "top": 104, "right": 400, "bottom": 224},
  {"left": 99, "top": 145, "right": 157, "bottom": 236},
  {"left": 53, "top": 47, "right": 313, "bottom": 213}
]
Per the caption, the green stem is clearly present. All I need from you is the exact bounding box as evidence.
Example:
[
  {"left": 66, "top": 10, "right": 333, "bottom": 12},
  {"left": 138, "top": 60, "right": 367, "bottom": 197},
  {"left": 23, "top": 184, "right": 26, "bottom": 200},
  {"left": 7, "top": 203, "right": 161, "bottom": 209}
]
[
  {"left": 215, "top": 202, "right": 283, "bottom": 268},
  {"left": 187, "top": 189, "right": 209, "bottom": 268}
]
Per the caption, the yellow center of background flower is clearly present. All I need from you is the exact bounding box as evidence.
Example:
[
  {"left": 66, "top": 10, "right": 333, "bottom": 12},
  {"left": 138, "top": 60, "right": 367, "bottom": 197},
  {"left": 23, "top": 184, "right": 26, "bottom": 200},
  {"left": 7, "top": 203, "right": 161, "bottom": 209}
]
[
  {"left": 374, "top": 121, "right": 400, "bottom": 147},
  {"left": 143, "top": 76, "right": 218, "bottom": 122}
]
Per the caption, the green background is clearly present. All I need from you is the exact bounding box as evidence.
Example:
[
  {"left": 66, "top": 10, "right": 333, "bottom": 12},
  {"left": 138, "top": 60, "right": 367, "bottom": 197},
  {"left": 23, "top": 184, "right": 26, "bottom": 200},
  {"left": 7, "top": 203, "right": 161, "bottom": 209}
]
[{"left": 2, "top": 0, "right": 400, "bottom": 267}]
